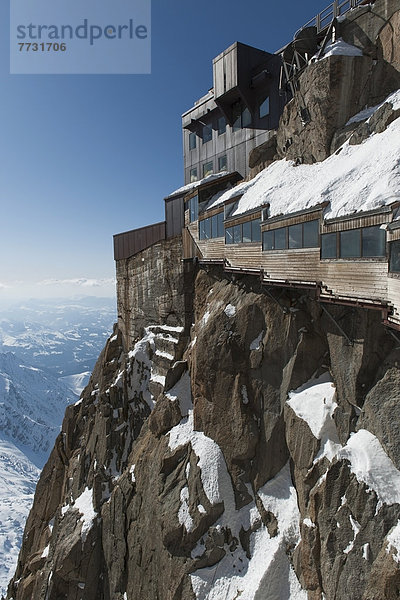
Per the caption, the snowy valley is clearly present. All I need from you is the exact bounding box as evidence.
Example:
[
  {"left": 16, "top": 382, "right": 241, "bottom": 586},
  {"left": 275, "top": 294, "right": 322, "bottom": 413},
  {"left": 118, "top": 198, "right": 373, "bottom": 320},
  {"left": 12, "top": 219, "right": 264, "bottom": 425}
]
[{"left": 0, "top": 297, "right": 115, "bottom": 596}]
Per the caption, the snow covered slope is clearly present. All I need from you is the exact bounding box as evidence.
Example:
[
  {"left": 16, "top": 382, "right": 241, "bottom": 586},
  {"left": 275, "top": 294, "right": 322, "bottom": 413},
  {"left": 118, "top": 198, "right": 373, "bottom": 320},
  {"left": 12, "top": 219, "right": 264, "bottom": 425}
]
[
  {"left": 0, "top": 352, "right": 77, "bottom": 596},
  {"left": 209, "top": 90, "right": 400, "bottom": 220}
]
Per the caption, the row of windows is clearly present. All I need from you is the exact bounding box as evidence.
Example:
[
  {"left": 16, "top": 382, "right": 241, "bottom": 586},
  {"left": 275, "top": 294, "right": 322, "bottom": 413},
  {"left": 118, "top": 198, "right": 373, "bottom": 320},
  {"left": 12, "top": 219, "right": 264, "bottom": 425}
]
[
  {"left": 199, "top": 213, "right": 224, "bottom": 240},
  {"left": 191, "top": 209, "right": 396, "bottom": 270},
  {"left": 321, "top": 226, "right": 386, "bottom": 259},
  {"left": 263, "top": 220, "right": 319, "bottom": 251},
  {"left": 190, "top": 155, "right": 227, "bottom": 183},
  {"left": 188, "top": 97, "right": 270, "bottom": 149},
  {"left": 225, "top": 219, "right": 262, "bottom": 244}
]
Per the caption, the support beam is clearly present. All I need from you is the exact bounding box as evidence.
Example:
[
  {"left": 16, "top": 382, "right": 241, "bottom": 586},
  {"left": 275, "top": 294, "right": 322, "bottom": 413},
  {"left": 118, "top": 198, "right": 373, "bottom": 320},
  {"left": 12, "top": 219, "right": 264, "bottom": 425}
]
[{"left": 319, "top": 303, "right": 354, "bottom": 346}]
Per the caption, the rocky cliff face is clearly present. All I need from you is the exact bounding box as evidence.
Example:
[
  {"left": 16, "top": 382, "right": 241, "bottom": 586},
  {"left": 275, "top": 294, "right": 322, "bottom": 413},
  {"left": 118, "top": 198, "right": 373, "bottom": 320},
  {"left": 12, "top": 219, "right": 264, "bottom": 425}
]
[
  {"left": 7, "top": 267, "right": 400, "bottom": 600},
  {"left": 7, "top": 2, "right": 400, "bottom": 599}
]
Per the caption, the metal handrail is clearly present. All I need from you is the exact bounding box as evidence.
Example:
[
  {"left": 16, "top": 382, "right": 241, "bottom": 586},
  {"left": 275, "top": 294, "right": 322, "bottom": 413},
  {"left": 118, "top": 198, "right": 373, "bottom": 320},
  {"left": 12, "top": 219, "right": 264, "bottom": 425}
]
[{"left": 295, "top": 0, "right": 365, "bottom": 36}]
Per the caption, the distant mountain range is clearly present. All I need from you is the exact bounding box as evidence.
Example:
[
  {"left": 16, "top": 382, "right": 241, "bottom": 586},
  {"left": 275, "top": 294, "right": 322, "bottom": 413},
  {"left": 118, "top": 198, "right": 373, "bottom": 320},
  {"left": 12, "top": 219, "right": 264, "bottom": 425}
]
[
  {"left": 0, "top": 296, "right": 116, "bottom": 595},
  {"left": 0, "top": 296, "right": 116, "bottom": 378}
]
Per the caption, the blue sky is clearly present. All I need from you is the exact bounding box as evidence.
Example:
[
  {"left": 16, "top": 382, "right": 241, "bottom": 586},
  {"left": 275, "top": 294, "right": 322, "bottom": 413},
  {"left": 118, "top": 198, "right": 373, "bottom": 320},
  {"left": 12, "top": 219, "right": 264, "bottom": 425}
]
[{"left": 0, "top": 0, "right": 327, "bottom": 300}]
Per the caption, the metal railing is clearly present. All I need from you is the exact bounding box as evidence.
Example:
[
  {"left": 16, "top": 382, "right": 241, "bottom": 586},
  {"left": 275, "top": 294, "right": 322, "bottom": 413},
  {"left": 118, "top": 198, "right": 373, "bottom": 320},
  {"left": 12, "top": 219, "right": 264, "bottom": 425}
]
[{"left": 296, "top": 0, "right": 366, "bottom": 35}]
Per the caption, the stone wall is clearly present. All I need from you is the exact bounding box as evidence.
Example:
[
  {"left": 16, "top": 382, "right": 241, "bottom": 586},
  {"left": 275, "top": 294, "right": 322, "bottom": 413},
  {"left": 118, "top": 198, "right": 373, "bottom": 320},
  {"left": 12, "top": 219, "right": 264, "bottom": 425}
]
[{"left": 115, "top": 236, "right": 189, "bottom": 350}]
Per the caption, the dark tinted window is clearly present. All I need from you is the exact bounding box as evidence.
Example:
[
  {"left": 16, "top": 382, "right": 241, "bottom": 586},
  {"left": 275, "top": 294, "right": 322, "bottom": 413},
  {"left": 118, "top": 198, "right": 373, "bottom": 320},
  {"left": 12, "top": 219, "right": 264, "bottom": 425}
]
[
  {"left": 218, "top": 117, "right": 226, "bottom": 135},
  {"left": 189, "top": 195, "right": 198, "bottom": 223},
  {"left": 303, "top": 220, "right": 319, "bottom": 248},
  {"left": 218, "top": 155, "right": 227, "bottom": 172},
  {"left": 202, "top": 125, "right": 212, "bottom": 143},
  {"left": 251, "top": 218, "right": 261, "bottom": 242},
  {"left": 225, "top": 227, "right": 234, "bottom": 245},
  {"left": 203, "top": 161, "right": 213, "bottom": 177},
  {"left": 321, "top": 233, "right": 337, "bottom": 258},
  {"left": 233, "top": 224, "right": 242, "bottom": 244},
  {"left": 390, "top": 240, "right": 400, "bottom": 272},
  {"left": 340, "top": 229, "right": 361, "bottom": 258},
  {"left": 362, "top": 226, "right": 386, "bottom": 257},
  {"left": 263, "top": 230, "right": 274, "bottom": 250},
  {"left": 216, "top": 212, "right": 224, "bottom": 238},
  {"left": 189, "top": 132, "right": 196, "bottom": 150},
  {"left": 289, "top": 224, "right": 302, "bottom": 249},
  {"left": 275, "top": 228, "right": 287, "bottom": 249},
  {"left": 242, "top": 222, "right": 252, "bottom": 243}
]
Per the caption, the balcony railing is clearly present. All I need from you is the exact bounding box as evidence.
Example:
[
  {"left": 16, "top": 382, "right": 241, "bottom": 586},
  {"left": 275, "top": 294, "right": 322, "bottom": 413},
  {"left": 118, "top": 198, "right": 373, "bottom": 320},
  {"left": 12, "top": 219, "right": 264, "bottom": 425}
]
[{"left": 296, "top": 0, "right": 366, "bottom": 35}]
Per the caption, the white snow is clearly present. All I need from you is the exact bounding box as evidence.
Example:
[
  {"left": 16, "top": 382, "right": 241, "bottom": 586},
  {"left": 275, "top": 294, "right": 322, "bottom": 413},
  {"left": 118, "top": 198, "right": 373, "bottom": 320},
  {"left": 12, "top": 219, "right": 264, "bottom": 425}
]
[
  {"left": 338, "top": 430, "right": 400, "bottom": 509},
  {"left": 346, "top": 89, "right": 400, "bottom": 126},
  {"left": 165, "top": 372, "right": 192, "bottom": 417},
  {"left": 362, "top": 542, "right": 370, "bottom": 560},
  {"left": 130, "top": 464, "right": 136, "bottom": 483},
  {"left": 198, "top": 504, "right": 206, "bottom": 514},
  {"left": 303, "top": 518, "right": 315, "bottom": 528},
  {"left": 190, "top": 463, "right": 306, "bottom": 600},
  {"left": 166, "top": 172, "right": 233, "bottom": 199},
  {"left": 178, "top": 486, "right": 194, "bottom": 533},
  {"left": 319, "top": 38, "right": 363, "bottom": 59},
  {"left": 386, "top": 520, "right": 400, "bottom": 563},
  {"left": 343, "top": 515, "right": 360, "bottom": 554},
  {"left": 167, "top": 375, "right": 306, "bottom": 599},
  {"left": 208, "top": 98, "right": 400, "bottom": 220},
  {"left": 287, "top": 373, "right": 341, "bottom": 462},
  {"left": 287, "top": 375, "right": 400, "bottom": 511},
  {"left": 250, "top": 331, "right": 264, "bottom": 351},
  {"left": 201, "top": 310, "right": 211, "bottom": 326},
  {"left": 73, "top": 487, "right": 98, "bottom": 543},
  {"left": 224, "top": 304, "right": 236, "bottom": 318}
]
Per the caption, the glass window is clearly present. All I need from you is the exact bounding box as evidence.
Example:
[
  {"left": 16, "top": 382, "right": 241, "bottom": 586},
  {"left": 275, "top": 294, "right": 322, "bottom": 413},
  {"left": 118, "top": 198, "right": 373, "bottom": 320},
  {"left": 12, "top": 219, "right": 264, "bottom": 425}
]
[
  {"left": 242, "top": 107, "right": 252, "bottom": 127},
  {"left": 211, "top": 214, "right": 218, "bottom": 238},
  {"left": 242, "top": 222, "right": 252, "bottom": 243},
  {"left": 189, "top": 132, "right": 196, "bottom": 150},
  {"left": 390, "top": 240, "right": 400, "bottom": 272},
  {"left": 251, "top": 218, "right": 261, "bottom": 242},
  {"left": 225, "top": 227, "right": 234, "bottom": 245},
  {"left": 202, "top": 125, "right": 212, "bottom": 143},
  {"left": 218, "top": 116, "right": 226, "bottom": 135},
  {"left": 321, "top": 233, "right": 337, "bottom": 258},
  {"left": 203, "top": 218, "right": 211, "bottom": 240},
  {"left": 233, "top": 224, "right": 242, "bottom": 244},
  {"left": 216, "top": 213, "right": 224, "bottom": 238},
  {"left": 275, "top": 228, "right": 287, "bottom": 250},
  {"left": 199, "top": 220, "right": 206, "bottom": 240},
  {"left": 362, "top": 226, "right": 386, "bottom": 257},
  {"left": 289, "top": 224, "right": 302, "bottom": 249},
  {"left": 340, "top": 229, "right": 361, "bottom": 258},
  {"left": 189, "top": 195, "right": 198, "bottom": 223},
  {"left": 263, "top": 230, "right": 274, "bottom": 250},
  {"left": 203, "top": 161, "right": 213, "bottom": 178},
  {"left": 259, "top": 97, "right": 270, "bottom": 119},
  {"left": 218, "top": 155, "right": 227, "bottom": 172},
  {"left": 303, "top": 220, "right": 319, "bottom": 248},
  {"left": 189, "top": 167, "right": 198, "bottom": 183}
]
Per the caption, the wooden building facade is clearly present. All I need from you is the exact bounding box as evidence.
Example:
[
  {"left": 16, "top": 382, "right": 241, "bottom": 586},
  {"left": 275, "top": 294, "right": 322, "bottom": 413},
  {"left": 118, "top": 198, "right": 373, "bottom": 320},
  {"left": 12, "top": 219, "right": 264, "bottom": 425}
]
[
  {"left": 182, "top": 42, "right": 286, "bottom": 186},
  {"left": 182, "top": 191, "right": 400, "bottom": 331}
]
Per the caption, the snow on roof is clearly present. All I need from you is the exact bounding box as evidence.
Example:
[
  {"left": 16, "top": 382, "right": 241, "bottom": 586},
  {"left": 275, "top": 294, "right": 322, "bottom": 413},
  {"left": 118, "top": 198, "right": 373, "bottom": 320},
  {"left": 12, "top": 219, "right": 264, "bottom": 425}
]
[
  {"left": 208, "top": 94, "right": 400, "bottom": 221},
  {"left": 318, "top": 38, "right": 363, "bottom": 59},
  {"left": 165, "top": 172, "right": 234, "bottom": 200}
]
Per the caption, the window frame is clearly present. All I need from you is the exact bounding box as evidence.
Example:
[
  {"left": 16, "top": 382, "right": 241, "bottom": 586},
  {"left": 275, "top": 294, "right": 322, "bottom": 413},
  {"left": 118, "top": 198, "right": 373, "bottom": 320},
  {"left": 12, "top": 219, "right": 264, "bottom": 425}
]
[{"left": 189, "top": 132, "right": 196, "bottom": 150}]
